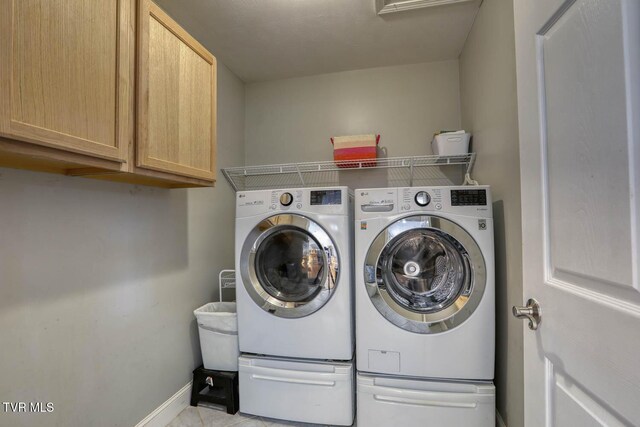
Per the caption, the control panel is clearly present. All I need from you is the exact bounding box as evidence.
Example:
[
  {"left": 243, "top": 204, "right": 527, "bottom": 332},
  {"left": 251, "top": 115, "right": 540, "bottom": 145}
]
[
  {"left": 310, "top": 189, "right": 342, "bottom": 205},
  {"left": 356, "top": 186, "right": 491, "bottom": 219},
  {"left": 450, "top": 189, "right": 487, "bottom": 206},
  {"left": 400, "top": 188, "right": 444, "bottom": 212},
  {"left": 271, "top": 190, "right": 303, "bottom": 210},
  {"left": 236, "top": 187, "right": 350, "bottom": 218}
]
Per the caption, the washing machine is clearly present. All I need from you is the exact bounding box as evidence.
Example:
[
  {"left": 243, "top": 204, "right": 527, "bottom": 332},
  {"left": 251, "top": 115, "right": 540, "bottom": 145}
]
[
  {"left": 355, "top": 186, "right": 495, "bottom": 380},
  {"left": 235, "top": 186, "right": 353, "bottom": 360},
  {"left": 235, "top": 187, "right": 355, "bottom": 425}
]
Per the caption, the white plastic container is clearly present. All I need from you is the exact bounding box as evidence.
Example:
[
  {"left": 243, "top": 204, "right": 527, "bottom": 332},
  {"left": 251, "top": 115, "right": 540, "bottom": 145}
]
[
  {"left": 432, "top": 132, "right": 471, "bottom": 155},
  {"left": 239, "top": 355, "right": 355, "bottom": 426},
  {"left": 357, "top": 373, "right": 495, "bottom": 427},
  {"left": 194, "top": 302, "right": 238, "bottom": 371}
]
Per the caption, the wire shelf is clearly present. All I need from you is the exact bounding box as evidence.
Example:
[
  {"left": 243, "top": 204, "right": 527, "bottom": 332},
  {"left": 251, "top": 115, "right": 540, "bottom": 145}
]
[
  {"left": 221, "top": 154, "right": 476, "bottom": 191},
  {"left": 218, "top": 269, "right": 235, "bottom": 302}
]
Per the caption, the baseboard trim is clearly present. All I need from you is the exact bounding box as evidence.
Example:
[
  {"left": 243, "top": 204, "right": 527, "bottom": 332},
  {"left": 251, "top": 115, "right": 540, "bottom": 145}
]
[
  {"left": 496, "top": 409, "right": 507, "bottom": 427},
  {"left": 135, "top": 382, "right": 192, "bottom": 427}
]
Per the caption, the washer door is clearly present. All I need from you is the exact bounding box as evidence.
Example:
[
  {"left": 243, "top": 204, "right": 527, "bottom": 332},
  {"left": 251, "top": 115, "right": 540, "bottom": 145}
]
[
  {"left": 240, "top": 214, "right": 339, "bottom": 318},
  {"left": 364, "top": 215, "right": 486, "bottom": 334}
]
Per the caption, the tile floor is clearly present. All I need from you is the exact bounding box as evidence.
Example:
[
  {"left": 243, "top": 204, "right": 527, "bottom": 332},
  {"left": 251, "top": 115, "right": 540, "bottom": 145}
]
[{"left": 167, "top": 405, "right": 354, "bottom": 427}]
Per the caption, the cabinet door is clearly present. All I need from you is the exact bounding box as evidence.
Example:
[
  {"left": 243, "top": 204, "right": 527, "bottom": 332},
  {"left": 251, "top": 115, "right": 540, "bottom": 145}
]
[
  {"left": 0, "top": 0, "right": 133, "bottom": 162},
  {"left": 137, "top": 1, "right": 217, "bottom": 182}
]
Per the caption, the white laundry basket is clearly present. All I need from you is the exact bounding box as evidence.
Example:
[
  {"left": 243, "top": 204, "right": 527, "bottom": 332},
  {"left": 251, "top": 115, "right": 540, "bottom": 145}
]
[
  {"left": 432, "top": 132, "right": 471, "bottom": 155},
  {"left": 194, "top": 302, "right": 239, "bottom": 371}
]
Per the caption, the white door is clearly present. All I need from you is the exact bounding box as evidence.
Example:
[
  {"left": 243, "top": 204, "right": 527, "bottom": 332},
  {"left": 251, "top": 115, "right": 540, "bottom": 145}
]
[{"left": 514, "top": 0, "right": 640, "bottom": 426}]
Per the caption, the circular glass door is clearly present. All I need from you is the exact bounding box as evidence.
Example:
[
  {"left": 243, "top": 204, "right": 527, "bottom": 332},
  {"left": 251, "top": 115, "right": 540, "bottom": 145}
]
[
  {"left": 364, "top": 215, "right": 486, "bottom": 334},
  {"left": 255, "top": 227, "right": 326, "bottom": 303},
  {"left": 240, "top": 214, "right": 339, "bottom": 318}
]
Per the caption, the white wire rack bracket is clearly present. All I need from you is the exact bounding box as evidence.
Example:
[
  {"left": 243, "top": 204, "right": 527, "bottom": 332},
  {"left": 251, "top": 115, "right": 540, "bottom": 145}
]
[
  {"left": 218, "top": 269, "right": 235, "bottom": 302},
  {"left": 221, "top": 154, "right": 477, "bottom": 192}
]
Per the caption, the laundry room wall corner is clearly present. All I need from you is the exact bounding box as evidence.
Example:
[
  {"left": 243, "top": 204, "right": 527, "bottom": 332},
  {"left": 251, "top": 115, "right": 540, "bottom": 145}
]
[{"left": 459, "top": 0, "right": 524, "bottom": 426}]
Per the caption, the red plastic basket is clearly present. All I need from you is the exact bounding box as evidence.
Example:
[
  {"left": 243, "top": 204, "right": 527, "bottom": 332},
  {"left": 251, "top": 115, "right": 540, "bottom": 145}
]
[{"left": 330, "top": 134, "right": 380, "bottom": 168}]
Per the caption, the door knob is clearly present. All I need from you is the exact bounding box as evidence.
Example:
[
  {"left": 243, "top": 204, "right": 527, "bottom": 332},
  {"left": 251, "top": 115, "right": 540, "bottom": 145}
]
[{"left": 512, "top": 298, "right": 541, "bottom": 330}]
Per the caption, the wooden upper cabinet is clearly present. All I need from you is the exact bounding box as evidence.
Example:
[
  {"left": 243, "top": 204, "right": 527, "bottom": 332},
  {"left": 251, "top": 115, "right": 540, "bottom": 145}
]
[
  {"left": 0, "top": 0, "right": 133, "bottom": 162},
  {"left": 137, "top": 1, "right": 217, "bottom": 182},
  {"left": 0, "top": 0, "right": 216, "bottom": 187}
]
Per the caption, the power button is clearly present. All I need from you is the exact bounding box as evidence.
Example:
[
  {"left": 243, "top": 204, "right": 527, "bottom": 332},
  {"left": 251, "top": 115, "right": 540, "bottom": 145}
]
[
  {"left": 279, "top": 192, "right": 293, "bottom": 206},
  {"left": 415, "top": 191, "right": 431, "bottom": 207}
]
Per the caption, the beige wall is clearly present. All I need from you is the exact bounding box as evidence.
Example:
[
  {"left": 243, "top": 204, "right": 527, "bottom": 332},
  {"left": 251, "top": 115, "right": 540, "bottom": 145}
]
[
  {"left": 0, "top": 62, "right": 244, "bottom": 427},
  {"left": 244, "top": 61, "right": 462, "bottom": 166},
  {"left": 459, "top": 0, "right": 523, "bottom": 425}
]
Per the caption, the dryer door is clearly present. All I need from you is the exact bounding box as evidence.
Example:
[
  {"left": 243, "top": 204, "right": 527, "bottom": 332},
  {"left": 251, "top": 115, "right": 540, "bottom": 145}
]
[
  {"left": 240, "top": 214, "right": 339, "bottom": 318},
  {"left": 364, "top": 215, "right": 486, "bottom": 334}
]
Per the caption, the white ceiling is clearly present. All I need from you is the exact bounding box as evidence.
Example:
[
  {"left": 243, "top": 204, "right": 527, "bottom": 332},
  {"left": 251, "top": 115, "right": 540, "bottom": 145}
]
[{"left": 154, "top": 0, "right": 481, "bottom": 83}]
